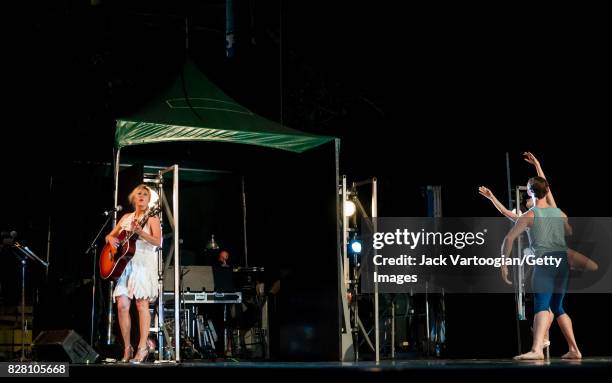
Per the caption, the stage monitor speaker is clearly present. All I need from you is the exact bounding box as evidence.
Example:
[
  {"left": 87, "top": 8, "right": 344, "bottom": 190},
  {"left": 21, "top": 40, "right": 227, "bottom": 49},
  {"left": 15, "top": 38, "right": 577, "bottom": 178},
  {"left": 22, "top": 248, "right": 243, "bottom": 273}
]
[{"left": 33, "top": 330, "right": 99, "bottom": 363}]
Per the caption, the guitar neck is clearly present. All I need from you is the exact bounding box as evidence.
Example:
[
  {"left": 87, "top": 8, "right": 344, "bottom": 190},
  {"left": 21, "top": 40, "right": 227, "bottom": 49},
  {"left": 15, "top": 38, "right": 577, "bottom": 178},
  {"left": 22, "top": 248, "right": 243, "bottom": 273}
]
[
  {"left": 118, "top": 214, "right": 145, "bottom": 245},
  {"left": 120, "top": 207, "right": 159, "bottom": 245}
]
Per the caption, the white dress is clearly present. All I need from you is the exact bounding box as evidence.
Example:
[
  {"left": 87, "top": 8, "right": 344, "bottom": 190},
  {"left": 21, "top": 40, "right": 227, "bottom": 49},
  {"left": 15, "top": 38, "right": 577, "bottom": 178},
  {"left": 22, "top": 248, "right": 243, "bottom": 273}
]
[{"left": 113, "top": 212, "right": 159, "bottom": 302}]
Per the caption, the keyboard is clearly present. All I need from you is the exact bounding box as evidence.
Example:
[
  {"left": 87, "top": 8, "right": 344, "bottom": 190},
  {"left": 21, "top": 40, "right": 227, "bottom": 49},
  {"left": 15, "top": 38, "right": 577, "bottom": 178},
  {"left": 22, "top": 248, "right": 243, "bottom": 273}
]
[{"left": 163, "top": 291, "right": 242, "bottom": 304}]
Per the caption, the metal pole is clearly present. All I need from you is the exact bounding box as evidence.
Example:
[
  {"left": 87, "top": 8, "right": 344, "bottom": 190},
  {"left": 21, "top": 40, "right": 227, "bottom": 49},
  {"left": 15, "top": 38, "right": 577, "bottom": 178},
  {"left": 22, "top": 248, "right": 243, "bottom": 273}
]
[
  {"left": 506, "top": 154, "right": 521, "bottom": 354},
  {"left": 106, "top": 280, "right": 114, "bottom": 345},
  {"left": 173, "top": 165, "right": 181, "bottom": 362},
  {"left": 241, "top": 176, "right": 248, "bottom": 267},
  {"left": 46, "top": 176, "right": 52, "bottom": 281},
  {"left": 156, "top": 176, "right": 165, "bottom": 361},
  {"left": 506, "top": 152, "right": 513, "bottom": 211},
  {"left": 341, "top": 175, "right": 351, "bottom": 359},
  {"left": 21, "top": 259, "right": 26, "bottom": 361},
  {"left": 515, "top": 186, "right": 523, "bottom": 355},
  {"left": 372, "top": 177, "right": 379, "bottom": 363},
  {"left": 342, "top": 176, "right": 349, "bottom": 286},
  {"left": 425, "top": 281, "right": 430, "bottom": 356},
  {"left": 336, "top": 141, "right": 353, "bottom": 362},
  {"left": 391, "top": 302, "right": 395, "bottom": 359},
  {"left": 157, "top": 247, "right": 165, "bottom": 360},
  {"left": 90, "top": 244, "right": 97, "bottom": 346},
  {"left": 354, "top": 279, "right": 359, "bottom": 362},
  {"left": 113, "top": 148, "right": 121, "bottom": 234},
  {"left": 107, "top": 147, "right": 121, "bottom": 345}
]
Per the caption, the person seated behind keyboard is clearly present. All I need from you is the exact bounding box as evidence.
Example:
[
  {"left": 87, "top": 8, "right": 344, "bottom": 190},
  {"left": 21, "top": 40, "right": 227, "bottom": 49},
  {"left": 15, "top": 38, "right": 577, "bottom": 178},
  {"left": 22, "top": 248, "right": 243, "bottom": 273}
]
[{"left": 217, "top": 249, "right": 231, "bottom": 268}]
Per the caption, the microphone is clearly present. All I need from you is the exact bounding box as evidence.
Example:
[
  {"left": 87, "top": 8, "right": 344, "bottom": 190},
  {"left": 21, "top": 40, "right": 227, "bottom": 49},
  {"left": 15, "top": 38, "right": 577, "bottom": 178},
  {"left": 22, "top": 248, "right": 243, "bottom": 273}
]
[{"left": 102, "top": 205, "right": 123, "bottom": 216}]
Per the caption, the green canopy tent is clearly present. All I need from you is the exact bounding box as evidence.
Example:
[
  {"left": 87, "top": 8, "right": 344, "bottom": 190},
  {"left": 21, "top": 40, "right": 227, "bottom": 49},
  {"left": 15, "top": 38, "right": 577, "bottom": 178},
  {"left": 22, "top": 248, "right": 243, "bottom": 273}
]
[
  {"left": 111, "top": 60, "right": 348, "bottom": 361},
  {"left": 114, "top": 59, "right": 335, "bottom": 153}
]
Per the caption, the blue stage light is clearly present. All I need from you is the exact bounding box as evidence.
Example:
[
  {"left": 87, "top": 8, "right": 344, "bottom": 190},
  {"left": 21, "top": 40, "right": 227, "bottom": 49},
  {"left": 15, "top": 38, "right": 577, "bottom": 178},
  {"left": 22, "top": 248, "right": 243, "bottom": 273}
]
[{"left": 349, "top": 239, "right": 362, "bottom": 254}]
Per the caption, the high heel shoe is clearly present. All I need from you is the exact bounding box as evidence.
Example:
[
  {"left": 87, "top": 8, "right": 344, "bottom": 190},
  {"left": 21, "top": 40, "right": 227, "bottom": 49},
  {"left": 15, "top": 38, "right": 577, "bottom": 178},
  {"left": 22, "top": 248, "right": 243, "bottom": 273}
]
[
  {"left": 129, "top": 346, "right": 150, "bottom": 364},
  {"left": 119, "top": 345, "right": 133, "bottom": 363}
]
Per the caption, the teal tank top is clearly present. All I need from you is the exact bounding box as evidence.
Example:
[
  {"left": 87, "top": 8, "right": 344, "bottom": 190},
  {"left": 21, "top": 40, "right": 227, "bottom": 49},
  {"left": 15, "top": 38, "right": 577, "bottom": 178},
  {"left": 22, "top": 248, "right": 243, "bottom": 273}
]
[{"left": 528, "top": 207, "right": 567, "bottom": 257}]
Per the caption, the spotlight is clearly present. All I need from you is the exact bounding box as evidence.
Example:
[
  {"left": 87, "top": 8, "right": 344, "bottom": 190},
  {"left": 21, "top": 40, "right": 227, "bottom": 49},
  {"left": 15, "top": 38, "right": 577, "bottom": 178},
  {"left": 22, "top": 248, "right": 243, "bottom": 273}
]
[
  {"left": 349, "top": 239, "right": 362, "bottom": 254},
  {"left": 344, "top": 200, "right": 356, "bottom": 217}
]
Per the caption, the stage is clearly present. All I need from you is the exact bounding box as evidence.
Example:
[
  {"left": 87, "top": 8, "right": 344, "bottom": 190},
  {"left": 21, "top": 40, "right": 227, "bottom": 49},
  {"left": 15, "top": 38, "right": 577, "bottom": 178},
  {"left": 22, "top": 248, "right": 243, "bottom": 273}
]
[{"left": 65, "top": 358, "right": 612, "bottom": 380}]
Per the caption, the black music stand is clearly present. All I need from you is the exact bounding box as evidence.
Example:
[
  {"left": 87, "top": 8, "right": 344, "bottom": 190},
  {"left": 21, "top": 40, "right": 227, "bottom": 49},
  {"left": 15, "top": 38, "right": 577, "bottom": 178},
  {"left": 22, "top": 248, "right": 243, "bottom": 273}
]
[{"left": 12, "top": 242, "right": 48, "bottom": 361}]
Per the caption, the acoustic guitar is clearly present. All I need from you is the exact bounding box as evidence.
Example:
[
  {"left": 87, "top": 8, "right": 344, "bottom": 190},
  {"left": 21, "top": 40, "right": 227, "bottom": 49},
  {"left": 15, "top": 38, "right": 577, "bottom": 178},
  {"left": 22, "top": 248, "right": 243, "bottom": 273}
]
[{"left": 99, "top": 205, "right": 160, "bottom": 280}]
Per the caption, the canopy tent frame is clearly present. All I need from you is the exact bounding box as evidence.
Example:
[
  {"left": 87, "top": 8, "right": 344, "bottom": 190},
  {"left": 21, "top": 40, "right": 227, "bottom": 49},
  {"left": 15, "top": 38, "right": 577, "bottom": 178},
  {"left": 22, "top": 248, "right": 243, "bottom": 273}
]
[{"left": 107, "top": 59, "right": 345, "bottom": 361}]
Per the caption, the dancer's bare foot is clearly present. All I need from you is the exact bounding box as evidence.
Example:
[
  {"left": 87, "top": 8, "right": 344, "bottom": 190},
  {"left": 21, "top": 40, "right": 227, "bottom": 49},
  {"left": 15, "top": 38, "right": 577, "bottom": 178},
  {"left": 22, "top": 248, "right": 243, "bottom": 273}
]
[
  {"left": 514, "top": 351, "right": 544, "bottom": 360},
  {"left": 561, "top": 350, "right": 582, "bottom": 359}
]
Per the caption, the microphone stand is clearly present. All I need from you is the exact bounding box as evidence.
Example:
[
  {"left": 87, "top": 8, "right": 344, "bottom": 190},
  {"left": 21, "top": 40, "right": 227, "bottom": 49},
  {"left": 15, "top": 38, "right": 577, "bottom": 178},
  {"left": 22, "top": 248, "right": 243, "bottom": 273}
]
[
  {"left": 12, "top": 243, "right": 48, "bottom": 361},
  {"left": 85, "top": 213, "right": 114, "bottom": 347}
]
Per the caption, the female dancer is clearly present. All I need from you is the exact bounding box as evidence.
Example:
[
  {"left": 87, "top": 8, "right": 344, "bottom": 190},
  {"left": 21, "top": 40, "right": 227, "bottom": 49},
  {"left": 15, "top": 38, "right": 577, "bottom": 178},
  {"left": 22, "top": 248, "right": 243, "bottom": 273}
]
[
  {"left": 479, "top": 152, "right": 597, "bottom": 272},
  {"left": 500, "top": 176, "right": 581, "bottom": 360}
]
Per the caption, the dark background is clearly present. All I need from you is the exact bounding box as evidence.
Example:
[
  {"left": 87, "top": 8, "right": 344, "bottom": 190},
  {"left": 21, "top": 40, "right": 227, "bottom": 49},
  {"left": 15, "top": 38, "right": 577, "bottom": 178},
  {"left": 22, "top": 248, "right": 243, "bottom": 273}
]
[{"left": 1, "top": 0, "right": 609, "bottom": 359}]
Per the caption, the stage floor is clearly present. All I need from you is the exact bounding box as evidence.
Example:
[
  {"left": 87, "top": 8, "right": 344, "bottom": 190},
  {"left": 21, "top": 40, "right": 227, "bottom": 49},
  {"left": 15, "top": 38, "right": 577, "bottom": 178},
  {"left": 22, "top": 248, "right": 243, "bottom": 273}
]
[{"left": 68, "top": 357, "right": 612, "bottom": 380}]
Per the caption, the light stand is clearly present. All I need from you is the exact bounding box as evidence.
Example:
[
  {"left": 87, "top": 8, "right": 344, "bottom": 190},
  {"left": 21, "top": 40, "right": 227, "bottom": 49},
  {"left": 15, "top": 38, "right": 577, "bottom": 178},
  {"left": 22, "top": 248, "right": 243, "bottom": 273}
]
[{"left": 341, "top": 176, "right": 379, "bottom": 362}]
